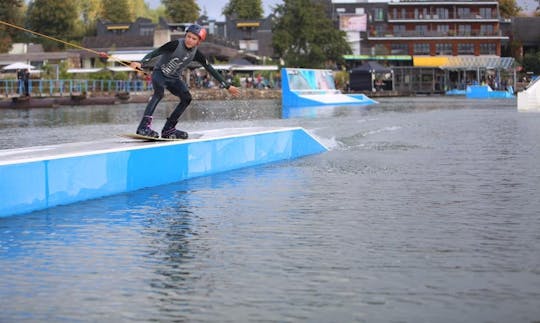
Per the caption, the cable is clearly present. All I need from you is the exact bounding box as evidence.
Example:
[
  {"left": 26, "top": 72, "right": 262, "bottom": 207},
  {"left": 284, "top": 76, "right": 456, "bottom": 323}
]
[{"left": 0, "top": 20, "right": 146, "bottom": 74}]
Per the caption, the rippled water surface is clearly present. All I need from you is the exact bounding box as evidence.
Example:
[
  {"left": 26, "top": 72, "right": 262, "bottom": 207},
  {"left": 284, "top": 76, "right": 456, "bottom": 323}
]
[{"left": 1, "top": 97, "right": 540, "bottom": 322}]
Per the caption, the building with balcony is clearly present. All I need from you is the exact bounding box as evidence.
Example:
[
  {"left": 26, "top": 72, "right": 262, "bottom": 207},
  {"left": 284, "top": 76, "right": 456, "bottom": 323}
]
[
  {"left": 377, "top": 0, "right": 506, "bottom": 57},
  {"left": 333, "top": 0, "right": 508, "bottom": 57},
  {"left": 331, "top": 0, "right": 515, "bottom": 94}
]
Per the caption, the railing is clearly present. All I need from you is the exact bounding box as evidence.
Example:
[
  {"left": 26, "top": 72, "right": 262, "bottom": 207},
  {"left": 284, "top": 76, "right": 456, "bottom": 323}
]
[
  {"left": 0, "top": 79, "right": 153, "bottom": 97},
  {"left": 370, "top": 30, "right": 502, "bottom": 38},
  {"left": 387, "top": 13, "right": 497, "bottom": 20}
]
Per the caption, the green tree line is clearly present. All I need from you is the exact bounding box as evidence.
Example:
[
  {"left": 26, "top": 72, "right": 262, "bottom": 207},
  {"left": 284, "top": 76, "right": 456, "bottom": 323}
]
[
  {"left": 3, "top": 0, "right": 535, "bottom": 72},
  {"left": 1, "top": 0, "right": 353, "bottom": 69}
]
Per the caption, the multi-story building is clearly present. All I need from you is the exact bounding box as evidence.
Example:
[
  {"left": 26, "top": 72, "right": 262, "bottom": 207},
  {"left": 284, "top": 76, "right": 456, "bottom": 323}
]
[
  {"left": 333, "top": 0, "right": 508, "bottom": 57},
  {"left": 375, "top": 0, "right": 506, "bottom": 57},
  {"left": 331, "top": 0, "right": 514, "bottom": 94}
]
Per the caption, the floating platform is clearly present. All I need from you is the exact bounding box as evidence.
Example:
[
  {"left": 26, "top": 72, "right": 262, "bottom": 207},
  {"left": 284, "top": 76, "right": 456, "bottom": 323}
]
[
  {"left": 465, "top": 85, "right": 515, "bottom": 99},
  {"left": 0, "top": 93, "right": 150, "bottom": 109},
  {"left": 281, "top": 68, "right": 377, "bottom": 109},
  {"left": 0, "top": 96, "right": 58, "bottom": 108},
  {"left": 0, "top": 127, "right": 327, "bottom": 218}
]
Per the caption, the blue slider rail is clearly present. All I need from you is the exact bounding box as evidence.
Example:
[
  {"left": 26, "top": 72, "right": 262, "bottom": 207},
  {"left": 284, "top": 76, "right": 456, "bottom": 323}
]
[{"left": 0, "top": 127, "right": 327, "bottom": 218}]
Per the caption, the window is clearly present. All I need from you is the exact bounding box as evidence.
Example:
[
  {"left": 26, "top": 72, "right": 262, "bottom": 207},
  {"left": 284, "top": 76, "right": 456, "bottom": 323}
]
[
  {"left": 140, "top": 27, "right": 153, "bottom": 36},
  {"left": 480, "top": 25, "right": 494, "bottom": 35},
  {"left": 479, "top": 8, "right": 492, "bottom": 18},
  {"left": 391, "top": 43, "right": 408, "bottom": 54},
  {"left": 436, "top": 8, "right": 448, "bottom": 19},
  {"left": 375, "top": 25, "right": 385, "bottom": 36},
  {"left": 374, "top": 8, "right": 384, "bottom": 21},
  {"left": 414, "top": 43, "right": 430, "bottom": 55},
  {"left": 458, "top": 43, "right": 474, "bottom": 55},
  {"left": 393, "top": 24, "right": 406, "bottom": 36},
  {"left": 480, "top": 43, "right": 496, "bottom": 55},
  {"left": 436, "top": 43, "right": 453, "bottom": 55},
  {"left": 457, "top": 7, "right": 471, "bottom": 18},
  {"left": 415, "top": 25, "right": 428, "bottom": 36},
  {"left": 239, "top": 39, "right": 259, "bottom": 51},
  {"left": 437, "top": 24, "right": 449, "bottom": 35},
  {"left": 458, "top": 24, "right": 471, "bottom": 36}
]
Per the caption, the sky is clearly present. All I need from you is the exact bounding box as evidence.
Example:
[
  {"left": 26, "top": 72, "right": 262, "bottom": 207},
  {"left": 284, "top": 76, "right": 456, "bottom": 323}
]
[
  {"left": 519, "top": 0, "right": 539, "bottom": 13},
  {"left": 146, "top": 0, "right": 283, "bottom": 20}
]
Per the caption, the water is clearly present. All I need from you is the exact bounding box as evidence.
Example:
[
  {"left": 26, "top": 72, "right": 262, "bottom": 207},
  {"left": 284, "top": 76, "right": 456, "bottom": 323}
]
[{"left": 1, "top": 97, "right": 540, "bottom": 322}]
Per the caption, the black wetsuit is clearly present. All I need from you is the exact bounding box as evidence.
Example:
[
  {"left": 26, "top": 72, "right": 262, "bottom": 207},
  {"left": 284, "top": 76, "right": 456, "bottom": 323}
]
[{"left": 140, "top": 39, "right": 229, "bottom": 123}]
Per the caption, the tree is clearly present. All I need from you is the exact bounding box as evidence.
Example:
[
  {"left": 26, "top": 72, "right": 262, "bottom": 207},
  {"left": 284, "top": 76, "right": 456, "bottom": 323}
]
[
  {"left": 101, "top": 0, "right": 133, "bottom": 23},
  {"left": 272, "top": 0, "right": 351, "bottom": 68},
  {"left": 223, "top": 0, "right": 264, "bottom": 19},
  {"left": 26, "top": 0, "right": 79, "bottom": 51},
  {"left": 522, "top": 51, "right": 540, "bottom": 74},
  {"left": 163, "top": 0, "right": 200, "bottom": 22},
  {"left": 0, "top": 0, "right": 24, "bottom": 53},
  {"left": 130, "top": 0, "right": 153, "bottom": 21},
  {"left": 499, "top": 0, "right": 521, "bottom": 18},
  {"left": 77, "top": 0, "right": 102, "bottom": 34}
]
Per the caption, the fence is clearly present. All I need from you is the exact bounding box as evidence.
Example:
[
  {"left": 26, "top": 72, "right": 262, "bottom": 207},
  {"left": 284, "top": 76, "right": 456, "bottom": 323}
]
[{"left": 0, "top": 79, "right": 153, "bottom": 97}]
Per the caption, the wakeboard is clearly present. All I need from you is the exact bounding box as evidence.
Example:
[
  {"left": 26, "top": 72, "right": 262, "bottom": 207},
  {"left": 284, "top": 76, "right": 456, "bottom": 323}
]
[{"left": 120, "top": 133, "right": 203, "bottom": 141}]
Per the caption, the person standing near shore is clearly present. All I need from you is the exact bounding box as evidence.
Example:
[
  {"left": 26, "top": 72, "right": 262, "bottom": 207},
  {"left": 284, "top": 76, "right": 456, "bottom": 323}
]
[
  {"left": 130, "top": 24, "right": 240, "bottom": 139},
  {"left": 22, "top": 69, "right": 30, "bottom": 96}
]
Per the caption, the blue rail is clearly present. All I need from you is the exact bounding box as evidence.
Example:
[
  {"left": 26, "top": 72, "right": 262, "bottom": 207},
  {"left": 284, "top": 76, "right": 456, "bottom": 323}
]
[
  {"left": 0, "top": 79, "right": 153, "bottom": 97},
  {"left": 0, "top": 127, "right": 328, "bottom": 218}
]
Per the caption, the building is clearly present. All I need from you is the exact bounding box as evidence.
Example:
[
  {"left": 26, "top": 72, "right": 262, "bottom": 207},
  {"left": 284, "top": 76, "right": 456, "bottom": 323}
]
[
  {"left": 510, "top": 17, "right": 540, "bottom": 57},
  {"left": 223, "top": 15, "right": 275, "bottom": 59},
  {"left": 332, "top": 0, "right": 509, "bottom": 57},
  {"left": 81, "top": 17, "right": 240, "bottom": 66},
  {"left": 331, "top": 0, "right": 514, "bottom": 94}
]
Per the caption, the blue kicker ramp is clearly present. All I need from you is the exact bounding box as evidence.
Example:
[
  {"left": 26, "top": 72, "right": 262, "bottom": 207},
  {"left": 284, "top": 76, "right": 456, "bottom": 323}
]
[
  {"left": 0, "top": 127, "right": 327, "bottom": 218},
  {"left": 281, "top": 67, "right": 378, "bottom": 108}
]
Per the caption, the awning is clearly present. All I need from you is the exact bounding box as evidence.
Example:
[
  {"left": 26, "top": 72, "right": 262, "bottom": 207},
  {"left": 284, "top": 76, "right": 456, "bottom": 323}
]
[
  {"left": 344, "top": 55, "right": 412, "bottom": 61},
  {"left": 232, "top": 65, "right": 278, "bottom": 71},
  {"left": 212, "top": 64, "right": 233, "bottom": 70},
  {"left": 413, "top": 56, "right": 515, "bottom": 70},
  {"left": 108, "top": 52, "right": 149, "bottom": 62},
  {"left": 413, "top": 56, "right": 449, "bottom": 67},
  {"left": 108, "top": 66, "right": 135, "bottom": 72},
  {"left": 441, "top": 56, "right": 515, "bottom": 70},
  {"left": 107, "top": 25, "right": 129, "bottom": 30},
  {"left": 209, "top": 64, "right": 278, "bottom": 72},
  {"left": 67, "top": 68, "right": 103, "bottom": 73},
  {"left": 2, "top": 62, "right": 35, "bottom": 70},
  {"left": 236, "top": 22, "right": 260, "bottom": 28}
]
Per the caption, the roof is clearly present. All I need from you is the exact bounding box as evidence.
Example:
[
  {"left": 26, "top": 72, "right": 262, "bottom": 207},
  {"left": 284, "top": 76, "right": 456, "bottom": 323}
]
[
  {"left": 66, "top": 67, "right": 135, "bottom": 73},
  {"left": 413, "top": 56, "right": 515, "bottom": 70},
  {"left": 2, "top": 62, "right": 36, "bottom": 70},
  {"left": 441, "top": 56, "right": 515, "bottom": 69},
  {"left": 107, "top": 52, "right": 149, "bottom": 62},
  {"left": 351, "top": 61, "right": 392, "bottom": 73},
  {"left": 82, "top": 35, "right": 154, "bottom": 50},
  {"left": 0, "top": 51, "right": 79, "bottom": 66}
]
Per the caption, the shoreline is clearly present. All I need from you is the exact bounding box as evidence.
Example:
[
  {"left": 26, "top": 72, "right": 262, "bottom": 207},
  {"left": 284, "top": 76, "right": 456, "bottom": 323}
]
[
  {"left": 0, "top": 88, "right": 419, "bottom": 109},
  {"left": 0, "top": 88, "right": 282, "bottom": 108}
]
